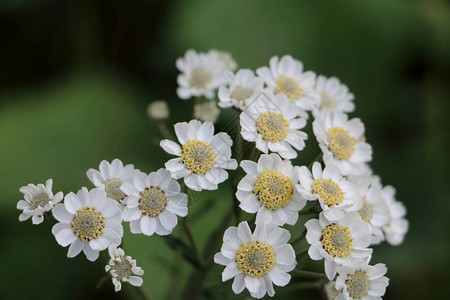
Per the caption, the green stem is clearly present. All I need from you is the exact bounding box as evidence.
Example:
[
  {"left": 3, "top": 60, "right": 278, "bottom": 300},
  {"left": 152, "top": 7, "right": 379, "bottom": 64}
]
[
  {"left": 307, "top": 152, "right": 323, "bottom": 169},
  {"left": 135, "top": 285, "right": 151, "bottom": 300},
  {"left": 280, "top": 281, "right": 322, "bottom": 293},
  {"left": 291, "top": 230, "right": 307, "bottom": 246},
  {"left": 295, "top": 248, "right": 308, "bottom": 258},
  {"left": 293, "top": 270, "right": 327, "bottom": 279},
  {"left": 182, "top": 217, "right": 203, "bottom": 267},
  {"left": 157, "top": 121, "right": 175, "bottom": 140}
]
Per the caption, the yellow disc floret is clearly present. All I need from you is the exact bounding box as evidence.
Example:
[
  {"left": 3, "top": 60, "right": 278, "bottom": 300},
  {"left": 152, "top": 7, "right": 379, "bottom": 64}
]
[
  {"left": 253, "top": 170, "right": 293, "bottom": 210},
  {"left": 312, "top": 178, "right": 344, "bottom": 207},
  {"left": 275, "top": 75, "right": 303, "bottom": 99},
  {"left": 72, "top": 206, "right": 105, "bottom": 242},
  {"left": 346, "top": 270, "right": 370, "bottom": 299},
  {"left": 139, "top": 187, "right": 168, "bottom": 217},
  {"left": 104, "top": 178, "right": 125, "bottom": 202},
  {"left": 255, "top": 111, "right": 290, "bottom": 143},
  {"left": 327, "top": 127, "right": 356, "bottom": 160},
  {"left": 235, "top": 241, "right": 276, "bottom": 277},
  {"left": 358, "top": 198, "right": 373, "bottom": 222},
  {"left": 190, "top": 68, "right": 212, "bottom": 88},
  {"left": 321, "top": 224, "right": 354, "bottom": 258},
  {"left": 181, "top": 139, "right": 216, "bottom": 175}
]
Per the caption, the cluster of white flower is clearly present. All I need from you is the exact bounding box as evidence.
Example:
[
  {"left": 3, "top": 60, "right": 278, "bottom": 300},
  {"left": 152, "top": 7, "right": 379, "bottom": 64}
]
[{"left": 17, "top": 49, "right": 408, "bottom": 299}]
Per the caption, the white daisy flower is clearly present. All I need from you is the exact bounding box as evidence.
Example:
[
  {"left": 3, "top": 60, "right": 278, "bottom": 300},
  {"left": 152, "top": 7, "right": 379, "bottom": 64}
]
[
  {"left": 313, "top": 75, "right": 355, "bottom": 117},
  {"left": 240, "top": 91, "right": 308, "bottom": 159},
  {"left": 297, "top": 162, "right": 361, "bottom": 221},
  {"left": 51, "top": 187, "right": 123, "bottom": 261},
  {"left": 17, "top": 179, "right": 63, "bottom": 224},
  {"left": 218, "top": 69, "right": 264, "bottom": 110},
  {"left": 120, "top": 169, "right": 188, "bottom": 236},
  {"left": 208, "top": 49, "right": 237, "bottom": 71},
  {"left": 214, "top": 222, "right": 296, "bottom": 299},
  {"left": 160, "top": 120, "right": 238, "bottom": 191},
  {"left": 335, "top": 261, "right": 389, "bottom": 300},
  {"left": 256, "top": 55, "right": 320, "bottom": 111},
  {"left": 147, "top": 100, "right": 169, "bottom": 121},
  {"left": 236, "top": 153, "right": 306, "bottom": 226},
  {"left": 351, "top": 181, "right": 390, "bottom": 245},
  {"left": 381, "top": 185, "right": 408, "bottom": 246},
  {"left": 176, "top": 49, "right": 228, "bottom": 100},
  {"left": 305, "top": 212, "right": 372, "bottom": 280},
  {"left": 86, "top": 159, "right": 139, "bottom": 204},
  {"left": 193, "top": 101, "right": 220, "bottom": 123},
  {"left": 105, "top": 244, "right": 144, "bottom": 292},
  {"left": 313, "top": 111, "right": 372, "bottom": 176}
]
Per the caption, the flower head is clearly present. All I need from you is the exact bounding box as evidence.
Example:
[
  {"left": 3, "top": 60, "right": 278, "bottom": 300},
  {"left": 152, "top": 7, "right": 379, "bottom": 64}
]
[
  {"left": 193, "top": 101, "right": 220, "bottom": 123},
  {"left": 305, "top": 212, "right": 372, "bottom": 280},
  {"left": 335, "top": 261, "right": 389, "bottom": 300},
  {"left": 121, "top": 169, "right": 188, "bottom": 236},
  {"left": 147, "top": 100, "right": 169, "bottom": 121},
  {"left": 256, "top": 55, "right": 319, "bottom": 111},
  {"left": 208, "top": 49, "right": 237, "bottom": 71},
  {"left": 86, "top": 159, "right": 139, "bottom": 205},
  {"left": 51, "top": 187, "right": 123, "bottom": 261},
  {"left": 105, "top": 244, "right": 144, "bottom": 292},
  {"left": 236, "top": 153, "right": 306, "bottom": 226},
  {"left": 160, "top": 120, "right": 238, "bottom": 191},
  {"left": 176, "top": 49, "right": 228, "bottom": 100},
  {"left": 218, "top": 69, "right": 264, "bottom": 110},
  {"left": 17, "top": 179, "right": 63, "bottom": 224},
  {"left": 297, "top": 162, "right": 361, "bottom": 221},
  {"left": 313, "top": 112, "right": 372, "bottom": 175},
  {"left": 313, "top": 75, "right": 355, "bottom": 117},
  {"left": 381, "top": 185, "right": 408, "bottom": 246},
  {"left": 240, "top": 91, "right": 308, "bottom": 159},
  {"left": 214, "top": 222, "right": 296, "bottom": 299}
]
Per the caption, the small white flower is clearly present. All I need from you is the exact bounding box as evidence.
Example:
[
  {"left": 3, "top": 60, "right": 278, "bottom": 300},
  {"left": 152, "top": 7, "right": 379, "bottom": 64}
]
[
  {"left": 208, "top": 49, "right": 237, "bottom": 71},
  {"left": 256, "top": 55, "right": 320, "bottom": 111},
  {"left": 193, "top": 101, "right": 220, "bottom": 123},
  {"left": 313, "top": 75, "right": 355, "bottom": 117},
  {"left": 297, "top": 162, "right": 361, "bottom": 221},
  {"left": 51, "top": 187, "right": 123, "bottom": 261},
  {"left": 381, "top": 185, "right": 408, "bottom": 246},
  {"left": 305, "top": 212, "right": 372, "bottom": 280},
  {"left": 121, "top": 169, "right": 188, "bottom": 236},
  {"left": 176, "top": 49, "right": 228, "bottom": 100},
  {"left": 160, "top": 120, "right": 238, "bottom": 191},
  {"left": 313, "top": 111, "right": 372, "bottom": 176},
  {"left": 214, "top": 222, "right": 296, "bottom": 299},
  {"left": 351, "top": 181, "right": 390, "bottom": 245},
  {"left": 17, "top": 179, "right": 63, "bottom": 224},
  {"left": 218, "top": 69, "right": 264, "bottom": 110},
  {"left": 335, "top": 261, "right": 389, "bottom": 300},
  {"left": 86, "top": 159, "right": 139, "bottom": 205},
  {"left": 236, "top": 153, "right": 306, "bottom": 226},
  {"left": 147, "top": 100, "right": 169, "bottom": 121},
  {"left": 240, "top": 91, "right": 308, "bottom": 159},
  {"left": 105, "top": 244, "right": 144, "bottom": 292}
]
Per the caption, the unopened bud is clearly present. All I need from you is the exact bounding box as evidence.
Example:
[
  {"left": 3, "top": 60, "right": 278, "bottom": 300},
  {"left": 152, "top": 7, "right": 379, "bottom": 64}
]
[{"left": 147, "top": 100, "right": 169, "bottom": 121}]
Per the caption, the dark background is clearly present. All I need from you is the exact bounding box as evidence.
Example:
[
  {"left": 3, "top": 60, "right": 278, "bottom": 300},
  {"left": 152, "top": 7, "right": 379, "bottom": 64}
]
[{"left": 1, "top": 0, "right": 449, "bottom": 299}]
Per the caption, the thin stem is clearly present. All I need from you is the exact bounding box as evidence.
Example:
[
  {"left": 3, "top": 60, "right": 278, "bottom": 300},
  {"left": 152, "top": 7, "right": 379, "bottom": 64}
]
[
  {"left": 295, "top": 248, "right": 308, "bottom": 258},
  {"left": 157, "top": 121, "right": 175, "bottom": 140},
  {"left": 280, "top": 281, "right": 322, "bottom": 293},
  {"left": 307, "top": 152, "right": 323, "bottom": 169},
  {"left": 182, "top": 217, "right": 203, "bottom": 267},
  {"left": 293, "top": 270, "right": 327, "bottom": 280},
  {"left": 135, "top": 285, "right": 151, "bottom": 300}
]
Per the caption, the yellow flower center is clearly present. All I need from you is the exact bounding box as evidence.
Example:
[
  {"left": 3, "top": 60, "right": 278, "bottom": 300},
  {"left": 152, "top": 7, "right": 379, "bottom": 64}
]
[
  {"left": 319, "top": 92, "right": 336, "bottom": 109},
  {"left": 253, "top": 170, "right": 293, "bottom": 210},
  {"left": 358, "top": 198, "right": 373, "bottom": 222},
  {"left": 110, "top": 259, "right": 134, "bottom": 281},
  {"left": 327, "top": 127, "right": 356, "bottom": 160},
  {"left": 139, "top": 187, "right": 168, "bottom": 217},
  {"left": 255, "top": 111, "right": 290, "bottom": 142},
  {"left": 321, "top": 224, "right": 354, "bottom": 258},
  {"left": 181, "top": 139, "right": 216, "bottom": 175},
  {"left": 104, "top": 178, "right": 125, "bottom": 202},
  {"left": 29, "top": 192, "right": 50, "bottom": 210},
  {"left": 346, "top": 270, "right": 370, "bottom": 299},
  {"left": 231, "top": 86, "right": 254, "bottom": 103},
  {"left": 72, "top": 206, "right": 105, "bottom": 242},
  {"left": 189, "top": 67, "right": 212, "bottom": 88},
  {"left": 275, "top": 75, "right": 303, "bottom": 99},
  {"left": 235, "top": 241, "right": 276, "bottom": 277},
  {"left": 312, "top": 178, "right": 344, "bottom": 207}
]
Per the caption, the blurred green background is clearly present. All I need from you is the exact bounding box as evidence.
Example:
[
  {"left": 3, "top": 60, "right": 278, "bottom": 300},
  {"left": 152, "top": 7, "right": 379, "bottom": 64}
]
[{"left": 1, "top": 0, "right": 449, "bottom": 299}]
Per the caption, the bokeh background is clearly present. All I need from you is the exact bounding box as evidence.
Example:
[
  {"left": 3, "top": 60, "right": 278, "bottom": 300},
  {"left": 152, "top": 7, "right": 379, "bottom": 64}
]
[{"left": 1, "top": 0, "right": 449, "bottom": 299}]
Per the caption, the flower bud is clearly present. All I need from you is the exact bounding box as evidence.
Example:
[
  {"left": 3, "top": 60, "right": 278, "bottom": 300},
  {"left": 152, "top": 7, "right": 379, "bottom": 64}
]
[{"left": 147, "top": 100, "right": 169, "bottom": 121}]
